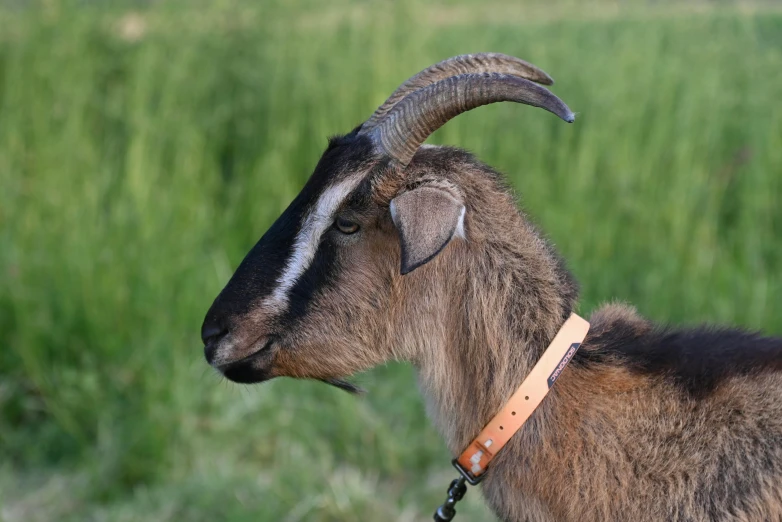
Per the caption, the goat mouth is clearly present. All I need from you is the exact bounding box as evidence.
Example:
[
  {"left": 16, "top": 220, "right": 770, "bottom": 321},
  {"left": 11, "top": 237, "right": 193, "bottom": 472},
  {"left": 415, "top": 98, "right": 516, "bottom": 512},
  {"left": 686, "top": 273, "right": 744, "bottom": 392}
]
[{"left": 217, "top": 339, "right": 275, "bottom": 384}]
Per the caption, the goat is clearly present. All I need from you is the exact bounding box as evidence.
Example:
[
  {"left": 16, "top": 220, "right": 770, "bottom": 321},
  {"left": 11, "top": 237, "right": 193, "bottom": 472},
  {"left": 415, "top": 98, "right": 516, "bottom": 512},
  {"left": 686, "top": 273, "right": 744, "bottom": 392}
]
[{"left": 201, "top": 53, "right": 782, "bottom": 521}]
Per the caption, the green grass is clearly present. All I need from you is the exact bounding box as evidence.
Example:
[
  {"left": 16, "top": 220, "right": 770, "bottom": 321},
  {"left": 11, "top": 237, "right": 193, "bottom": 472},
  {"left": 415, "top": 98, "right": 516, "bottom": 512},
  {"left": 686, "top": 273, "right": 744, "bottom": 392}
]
[{"left": 1, "top": 1, "right": 782, "bottom": 520}]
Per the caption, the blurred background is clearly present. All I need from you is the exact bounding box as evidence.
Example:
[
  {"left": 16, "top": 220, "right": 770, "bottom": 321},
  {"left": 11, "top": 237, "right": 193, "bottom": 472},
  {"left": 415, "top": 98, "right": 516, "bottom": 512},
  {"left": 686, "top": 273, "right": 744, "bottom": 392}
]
[{"left": 1, "top": 0, "right": 781, "bottom": 520}]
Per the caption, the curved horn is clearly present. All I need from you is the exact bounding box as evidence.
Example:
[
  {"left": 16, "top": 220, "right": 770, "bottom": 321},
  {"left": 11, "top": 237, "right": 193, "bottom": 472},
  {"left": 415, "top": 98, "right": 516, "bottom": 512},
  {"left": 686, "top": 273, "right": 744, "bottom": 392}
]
[
  {"left": 365, "top": 72, "right": 575, "bottom": 167},
  {"left": 361, "top": 53, "right": 555, "bottom": 132}
]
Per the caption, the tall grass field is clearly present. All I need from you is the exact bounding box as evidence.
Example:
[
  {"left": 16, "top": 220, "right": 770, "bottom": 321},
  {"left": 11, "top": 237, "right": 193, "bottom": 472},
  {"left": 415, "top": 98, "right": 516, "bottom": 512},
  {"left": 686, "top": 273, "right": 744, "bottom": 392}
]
[{"left": 1, "top": 1, "right": 781, "bottom": 520}]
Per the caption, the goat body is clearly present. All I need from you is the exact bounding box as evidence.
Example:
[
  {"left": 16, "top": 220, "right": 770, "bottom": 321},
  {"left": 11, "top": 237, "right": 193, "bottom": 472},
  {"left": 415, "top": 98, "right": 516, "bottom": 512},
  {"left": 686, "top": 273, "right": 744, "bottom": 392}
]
[{"left": 201, "top": 54, "right": 782, "bottom": 521}]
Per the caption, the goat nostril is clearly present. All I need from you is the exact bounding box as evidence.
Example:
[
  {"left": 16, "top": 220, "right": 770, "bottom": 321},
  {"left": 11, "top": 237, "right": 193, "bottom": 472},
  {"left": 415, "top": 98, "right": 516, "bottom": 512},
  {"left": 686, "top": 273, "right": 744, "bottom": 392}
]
[
  {"left": 201, "top": 323, "right": 228, "bottom": 345},
  {"left": 202, "top": 325, "right": 228, "bottom": 366}
]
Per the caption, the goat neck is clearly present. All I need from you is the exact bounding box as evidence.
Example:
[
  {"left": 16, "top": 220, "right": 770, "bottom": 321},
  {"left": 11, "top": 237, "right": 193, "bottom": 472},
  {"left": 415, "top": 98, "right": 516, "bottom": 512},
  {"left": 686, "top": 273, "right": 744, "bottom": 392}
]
[{"left": 388, "top": 152, "right": 579, "bottom": 454}]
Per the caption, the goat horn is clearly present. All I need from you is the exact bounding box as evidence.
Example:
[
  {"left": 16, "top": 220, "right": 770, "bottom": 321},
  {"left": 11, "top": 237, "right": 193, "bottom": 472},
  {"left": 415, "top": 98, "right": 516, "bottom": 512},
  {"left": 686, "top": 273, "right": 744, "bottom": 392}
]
[
  {"left": 365, "top": 72, "right": 575, "bottom": 167},
  {"left": 360, "top": 53, "right": 554, "bottom": 132}
]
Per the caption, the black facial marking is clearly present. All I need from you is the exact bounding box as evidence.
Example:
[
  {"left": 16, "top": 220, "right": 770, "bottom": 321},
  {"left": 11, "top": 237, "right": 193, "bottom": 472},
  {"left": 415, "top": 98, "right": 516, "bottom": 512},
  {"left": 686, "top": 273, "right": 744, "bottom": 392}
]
[
  {"left": 577, "top": 323, "right": 782, "bottom": 398},
  {"left": 345, "top": 176, "right": 374, "bottom": 208},
  {"left": 203, "top": 133, "right": 376, "bottom": 330},
  {"left": 283, "top": 234, "right": 339, "bottom": 324},
  {"left": 205, "top": 200, "right": 302, "bottom": 321}
]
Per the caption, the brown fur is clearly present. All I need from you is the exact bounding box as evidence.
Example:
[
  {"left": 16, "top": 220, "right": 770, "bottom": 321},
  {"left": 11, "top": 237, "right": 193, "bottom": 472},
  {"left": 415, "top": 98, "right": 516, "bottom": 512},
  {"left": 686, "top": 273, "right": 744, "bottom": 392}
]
[{"left": 209, "top": 143, "right": 782, "bottom": 521}]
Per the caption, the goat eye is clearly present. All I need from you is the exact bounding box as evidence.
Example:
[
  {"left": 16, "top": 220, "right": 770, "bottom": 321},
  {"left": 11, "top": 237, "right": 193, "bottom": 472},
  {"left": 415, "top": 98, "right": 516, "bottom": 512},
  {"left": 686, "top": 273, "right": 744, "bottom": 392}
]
[{"left": 335, "top": 216, "right": 359, "bottom": 234}]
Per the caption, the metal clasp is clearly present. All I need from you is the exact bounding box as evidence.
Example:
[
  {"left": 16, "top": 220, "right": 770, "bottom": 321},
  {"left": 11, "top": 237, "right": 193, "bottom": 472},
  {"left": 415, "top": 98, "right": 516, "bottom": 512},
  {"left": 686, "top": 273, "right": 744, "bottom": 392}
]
[
  {"left": 433, "top": 476, "right": 467, "bottom": 522},
  {"left": 432, "top": 461, "right": 487, "bottom": 521},
  {"left": 451, "top": 458, "right": 486, "bottom": 485}
]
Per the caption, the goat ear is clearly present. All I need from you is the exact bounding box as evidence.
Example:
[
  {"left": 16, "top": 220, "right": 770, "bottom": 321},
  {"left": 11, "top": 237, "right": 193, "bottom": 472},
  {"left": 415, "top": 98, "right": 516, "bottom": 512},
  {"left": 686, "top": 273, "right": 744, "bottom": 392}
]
[{"left": 390, "top": 185, "right": 465, "bottom": 275}]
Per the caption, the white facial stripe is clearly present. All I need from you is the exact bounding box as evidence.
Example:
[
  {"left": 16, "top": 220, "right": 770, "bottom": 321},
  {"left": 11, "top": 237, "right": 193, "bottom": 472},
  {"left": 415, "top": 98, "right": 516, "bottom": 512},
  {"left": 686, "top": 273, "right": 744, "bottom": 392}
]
[{"left": 271, "top": 177, "right": 363, "bottom": 305}]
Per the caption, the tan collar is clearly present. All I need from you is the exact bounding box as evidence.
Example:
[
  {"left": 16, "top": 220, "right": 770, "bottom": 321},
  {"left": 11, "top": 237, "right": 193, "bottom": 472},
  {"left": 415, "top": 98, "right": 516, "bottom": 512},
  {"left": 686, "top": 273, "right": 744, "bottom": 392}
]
[{"left": 454, "top": 313, "right": 590, "bottom": 483}]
